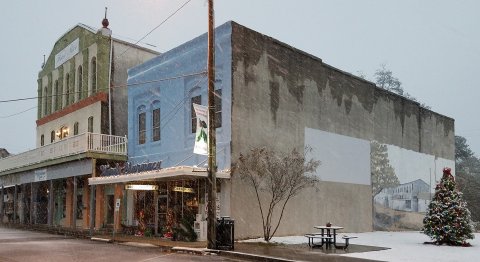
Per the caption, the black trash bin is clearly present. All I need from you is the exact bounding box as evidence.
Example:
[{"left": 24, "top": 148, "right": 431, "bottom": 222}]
[{"left": 216, "top": 216, "right": 234, "bottom": 250}]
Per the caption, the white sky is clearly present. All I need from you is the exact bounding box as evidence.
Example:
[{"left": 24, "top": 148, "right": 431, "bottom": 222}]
[{"left": 0, "top": 0, "right": 479, "bottom": 156}]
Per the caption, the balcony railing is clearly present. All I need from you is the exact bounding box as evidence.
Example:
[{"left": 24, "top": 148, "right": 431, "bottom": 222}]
[{"left": 0, "top": 133, "right": 127, "bottom": 173}]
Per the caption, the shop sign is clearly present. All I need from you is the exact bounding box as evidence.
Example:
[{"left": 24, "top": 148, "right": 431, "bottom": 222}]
[
  {"left": 34, "top": 169, "right": 47, "bottom": 182},
  {"left": 55, "top": 38, "right": 79, "bottom": 68},
  {"left": 125, "top": 185, "right": 158, "bottom": 191},
  {"left": 99, "top": 161, "right": 162, "bottom": 177},
  {"left": 173, "top": 186, "right": 194, "bottom": 193}
]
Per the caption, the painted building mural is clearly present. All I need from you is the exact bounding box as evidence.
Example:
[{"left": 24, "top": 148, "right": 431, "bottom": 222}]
[{"left": 305, "top": 127, "right": 455, "bottom": 231}]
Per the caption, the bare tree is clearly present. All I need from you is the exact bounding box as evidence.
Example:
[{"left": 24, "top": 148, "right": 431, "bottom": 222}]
[{"left": 237, "top": 147, "right": 320, "bottom": 241}]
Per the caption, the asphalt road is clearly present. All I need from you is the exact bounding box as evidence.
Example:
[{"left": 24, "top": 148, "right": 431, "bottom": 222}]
[{"left": 0, "top": 227, "right": 245, "bottom": 262}]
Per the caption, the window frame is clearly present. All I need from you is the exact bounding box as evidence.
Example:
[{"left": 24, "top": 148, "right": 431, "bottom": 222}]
[
  {"left": 191, "top": 95, "right": 201, "bottom": 133},
  {"left": 138, "top": 112, "right": 146, "bottom": 144},
  {"left": 152, "top": 108, "right": 160, "bottom": 142},
  {"left": 87, "top": 116, "right": 93, "bottom": 133}
]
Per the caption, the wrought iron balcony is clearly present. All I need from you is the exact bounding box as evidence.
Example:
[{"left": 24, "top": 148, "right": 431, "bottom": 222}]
[{"left": 0, "top": 133, "right": 127, "bottom": 173}]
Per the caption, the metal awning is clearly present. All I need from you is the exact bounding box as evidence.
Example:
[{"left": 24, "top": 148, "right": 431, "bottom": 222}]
[{"left": 88, "top": 166, "right": 231, "bottom": 185}]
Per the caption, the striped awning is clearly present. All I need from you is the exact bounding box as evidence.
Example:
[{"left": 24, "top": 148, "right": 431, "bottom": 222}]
[{"left": 88, "top": 165, "right": 230, "bottom": 185}]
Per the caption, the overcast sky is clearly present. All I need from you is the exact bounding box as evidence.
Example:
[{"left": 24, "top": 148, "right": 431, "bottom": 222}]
[{"left": 0, "top": 0, "right": 478, "bottom": 157}]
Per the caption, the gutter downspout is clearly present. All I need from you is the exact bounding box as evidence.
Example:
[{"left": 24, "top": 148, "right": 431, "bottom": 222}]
[{"left": 108, "top": 37, "right": 113, "bottom": 135}]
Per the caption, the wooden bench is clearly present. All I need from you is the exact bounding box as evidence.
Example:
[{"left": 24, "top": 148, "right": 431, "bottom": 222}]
[
  {"left": 334, "top": 235, "right": 358, "bottom": 249},
  {"left": 305, "top": 234, "right": 334, "bottom": 248}
]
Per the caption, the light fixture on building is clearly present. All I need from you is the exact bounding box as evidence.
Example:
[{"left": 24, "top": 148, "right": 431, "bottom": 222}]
[{"left": 125, "top": 184, "right": 158, "bottom": 191}]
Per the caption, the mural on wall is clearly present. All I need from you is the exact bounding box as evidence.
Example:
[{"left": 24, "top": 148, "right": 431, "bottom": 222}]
[
  {"left": 305, "top": 127, "right": 455, "bottom": 231},
  {"left": 371, "top": 140, "right": 454, "bottom": 231}
]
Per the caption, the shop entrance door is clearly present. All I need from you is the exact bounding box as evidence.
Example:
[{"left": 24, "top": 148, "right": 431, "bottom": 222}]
[{"left": 106, "top": 195, "right": 114, "bottom": 224}]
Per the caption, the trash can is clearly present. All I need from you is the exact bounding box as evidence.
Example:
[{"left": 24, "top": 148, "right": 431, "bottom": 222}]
[{"left": 216, "top": 216, "right": 234, "bottom": 250}]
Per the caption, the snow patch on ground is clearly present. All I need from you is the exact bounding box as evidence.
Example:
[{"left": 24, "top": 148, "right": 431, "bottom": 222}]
[{"left": 242, "top": 231, "right": 480, "bottom": 262}]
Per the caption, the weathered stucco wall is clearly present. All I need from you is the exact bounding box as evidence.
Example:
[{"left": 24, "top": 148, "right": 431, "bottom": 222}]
[{"left": 229, "top": 22, "right": 454, "bottom": 238}]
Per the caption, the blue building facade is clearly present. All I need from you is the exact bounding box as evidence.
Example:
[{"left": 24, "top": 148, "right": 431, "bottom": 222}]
[{"left": 127, "top": 23, "right": 232, "bottom": 170}]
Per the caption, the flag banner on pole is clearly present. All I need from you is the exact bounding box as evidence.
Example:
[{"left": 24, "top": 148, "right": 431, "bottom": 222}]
[{"left": 193, "top": 103, "right": 208, "bottom": 155}]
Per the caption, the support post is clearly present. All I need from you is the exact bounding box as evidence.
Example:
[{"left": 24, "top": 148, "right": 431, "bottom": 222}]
[
  {"left": 89, "top": 185, "right": 96, "bottom": 236},
  {"left": 13, "top": 185, "right": 17, "bottom": 224},
  {"left": 72, "top": 177, "right": 77, "bottom": 229},
  {"left": 31, "top": 183, "right": 35, "bottom": 224},
  {"left": 0, "top": 185, "right": 4, "bottom": 223},
  {"left": 207, "top": 0, "right": 217, "bottom": 250},
  {"left": 21, "top": 184, "right": 26, "bottom": 224},
  {"left": 154, "top": 190, "right": 159, "bottom": 236},
  {"left": 48, "top": 180, "right": 54, "bottom": 226}
]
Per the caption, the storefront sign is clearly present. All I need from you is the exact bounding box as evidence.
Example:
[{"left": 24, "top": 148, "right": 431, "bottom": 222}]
[
  {"left": 193, "top": 103, "right": 208, "bottom": 155},
  {"left": 173, "top": 186, "right": 194, "bottom": 193},
  {"left": 125, "top": 184, "right": 158, "bottom": 191},
  {"left": 100, "top": 161, "right": 162, "bottom": 177},
  {"left": 34, "top": 169, "right": 47, "bottom": 182},
  {"left": 55, "top": 38, "right": 79, "bottom": 68}
]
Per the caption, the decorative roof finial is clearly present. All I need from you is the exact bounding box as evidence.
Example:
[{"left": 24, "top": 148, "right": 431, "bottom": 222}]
[{"left": 102, "top": 7, "right": 109, "bottom": 28}]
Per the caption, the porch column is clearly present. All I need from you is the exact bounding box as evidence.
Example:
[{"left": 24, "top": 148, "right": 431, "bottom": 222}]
[
  {"left": 95, "top": 185, "right": 105, "bottom": 229},
  {"left": 72, "top": 177, "right": 77, "bottom": 229},
  {"left": 0, "top": 185, "right": 4, "bottom": 223},
  {"left": 30, "top": 183, "right": 34, "bottom": 224},
  {"left": 48, "top": 180, "right": 54, "bottom": 226},
  {"left": 113, "top": 184, "right": 123, "bottom": 232},
  {"left": 89, "top": 185, "right": 96, "bottom": 235},
  {"left": 13, "top": 185, "right": 17, "bottom": 224},
  {"left": 83, "top": 179, "right": 90, "bottom": 229},
  {"left": 65, "top": 178, "right": 73, "bottom": 227},
  {"left": 20, "top": 184, "right": 26, "bottom": 224},
  {"left": 154, "top": 190, "right": 159, "bottom": 235}
]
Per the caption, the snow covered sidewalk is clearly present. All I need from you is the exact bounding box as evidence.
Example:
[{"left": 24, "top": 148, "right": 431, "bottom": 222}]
[{"left": 243, "top": 231, "right": 480, "bottom": 262}]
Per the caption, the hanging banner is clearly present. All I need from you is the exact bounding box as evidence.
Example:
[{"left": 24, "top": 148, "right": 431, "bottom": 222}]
[{"left": 193, "top": 103, "right": 208, "bottom": 155}]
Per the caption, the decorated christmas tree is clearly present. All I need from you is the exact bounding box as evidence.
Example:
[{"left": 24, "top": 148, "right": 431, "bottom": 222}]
[{"left": 423, "top": 167, "right": 475, "bottom": 246}]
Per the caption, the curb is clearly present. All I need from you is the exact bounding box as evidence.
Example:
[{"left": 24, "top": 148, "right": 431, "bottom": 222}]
[
  {"left": 171, "top": 247, "right": 296, "bottom": 262},
  {"left": 91, "top": 237, "right": 113, "bottom": 243},
  {"left": 218, "top": 250, "right": 297, "bottom": 262}
]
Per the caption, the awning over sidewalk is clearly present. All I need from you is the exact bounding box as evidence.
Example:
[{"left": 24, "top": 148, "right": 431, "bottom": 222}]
[{"left": 88, "top": 165, "right": 230, "bottom": 185}]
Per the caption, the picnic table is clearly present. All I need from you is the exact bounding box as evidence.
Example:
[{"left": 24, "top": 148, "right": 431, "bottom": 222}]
[
  {"left": 314, "top": 225, "right": 343, "bottom": 247},
  {"left": 305, "top": 225, "right": 357, "bottom": 249}
]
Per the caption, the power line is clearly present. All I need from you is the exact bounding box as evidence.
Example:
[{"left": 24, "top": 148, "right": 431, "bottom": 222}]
[
  {"left": 0, "top": 106, "right": 36, "bottom": 119},
  {"left": 0, "top": 71, "right": 207, "bottom": 104},
  {"left": 115, "top": 0, "right": 193, "bottom": 59}
]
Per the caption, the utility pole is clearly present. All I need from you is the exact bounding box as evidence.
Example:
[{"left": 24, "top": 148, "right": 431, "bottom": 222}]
[{"left": 207, "top": 0, "right": 217, "bottom": 250}]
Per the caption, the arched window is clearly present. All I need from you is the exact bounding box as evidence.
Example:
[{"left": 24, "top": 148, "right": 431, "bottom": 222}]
[
  {"left": 43, "top": 86, "right": 48, "bottom": 117},
  {"left": 152, "top": 101, "right": 160, "bottom": 141},
  {"left": 191, "top": 95, "right": 201, "bottom": 133},
  {"left": 91, "top": 57, "right": 97, "bottom": 94},
  {"left": 74, "top": 122, "right": 79, "bottom": 135},
  {"left": 50, "top": 131, "right": 55, "bottom": 143},
  {"left": 65, "top": 73, "right": 70, "bottom": 105},
  {"left": 40, "top": 135, "right": 45, "bottom": 146},
  {"left": 78, "top": 66, "right": 83, "bottom": 100},
  {"left": 137, "top": 105, "right": 146, "bottom": 144},
  {"left": 59, "top": 126, "right": 69, "bottom": 139},
  {"left": 88, "top": 116, "right": 93, "bottom": 133},
  {"left": 52, "top": 80, "right": 58, "bottom": 112}
]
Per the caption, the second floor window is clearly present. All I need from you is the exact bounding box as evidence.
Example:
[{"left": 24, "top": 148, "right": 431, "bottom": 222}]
[
  {"left": 40, "top": 135, "right": 44, "bottom": 146},
  {"left": 88, "top": 116, "right": 93, "bottom": 133},
  {"left": 78, "top": 66, "right": 83, "bottom": 100},
  {"left": 215, "top": 89, "right": 222, "bottom": 128},
  {"left": 74, "top": 122, "right": 79, "bottom": 135},
  {"left": 91, "top": 57, "right": 97, "bottom": 93},
  {"left": 152, "top": 108, "right": 160, "bottom": 141},
  {"left": 191, "top": 95, "right": 201, "bottom": 133},
  {"left": 65, "top": 73, "right": 70, "bottom": 105},
  {"left": 138, "top": 112, "right": 146, "bottom": 144},
  {"left": 50, "top": 131, "right": 55, "bottom": 143}
]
